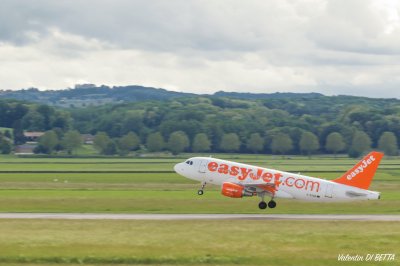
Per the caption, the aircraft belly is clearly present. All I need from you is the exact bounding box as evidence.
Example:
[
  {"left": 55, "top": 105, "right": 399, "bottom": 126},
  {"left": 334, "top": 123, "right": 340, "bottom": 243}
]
[{"left": 274, "top": 189, "right": 294, "bottom": 199}]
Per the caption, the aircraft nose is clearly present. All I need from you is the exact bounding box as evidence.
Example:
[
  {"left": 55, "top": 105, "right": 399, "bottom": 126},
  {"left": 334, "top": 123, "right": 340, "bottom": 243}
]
[{"left": 174, "top": 163, "right": 183, "bottom": 174}]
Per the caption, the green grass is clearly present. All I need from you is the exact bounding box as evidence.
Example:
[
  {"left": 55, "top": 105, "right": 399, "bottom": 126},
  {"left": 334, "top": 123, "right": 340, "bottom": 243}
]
[
  {"left": 0, "top": 219, "right": 398, "bottom": 266},
  {"left": 0, "top": 154, "right": 399, "bottom": 266},
  {"left": 0, "top": 154, "right": 399, "bottom": 214},
  {"left": 72, "top": 144, "right": 98, "bottom": 156},
  {"left": 0, "top": 188, "right": 398, "bottom": 214},
  {"left": 2, "top": 155, "right": 400, "bottom": 172}
]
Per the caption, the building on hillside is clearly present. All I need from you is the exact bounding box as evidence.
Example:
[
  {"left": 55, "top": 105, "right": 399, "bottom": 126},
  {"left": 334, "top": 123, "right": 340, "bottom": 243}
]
[
  {"left": 14, "top": 144, "right": 37, "bottom": 155},
  {"left": 81, "top": 134, "right": 95, "bottom": 144},
  {"left": 24, "top": 132, "right": 45, "bottom": 142},
  {"left": 75, "top": 84, "right": 96, "bottom": 89}
]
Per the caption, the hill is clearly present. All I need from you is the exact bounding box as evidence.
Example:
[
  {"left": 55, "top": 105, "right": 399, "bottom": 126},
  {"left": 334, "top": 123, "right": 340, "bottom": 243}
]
[
  {"left": 0, "top": 85, "right": 330, "bottom": 106},
  {"left": 1, "top": 85, "right": 400, "bottom": 156},
  {"left": 0, "top": 85, "right": 195, "bottom": 107},
  {"left": 213, "top": 91, "right": 324, "bottom": 99}
]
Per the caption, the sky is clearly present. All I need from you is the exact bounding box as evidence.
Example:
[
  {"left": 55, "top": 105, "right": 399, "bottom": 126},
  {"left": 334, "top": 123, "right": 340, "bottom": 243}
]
[{"left": 1, "top": 0, "right": 400, "bottom": 98}]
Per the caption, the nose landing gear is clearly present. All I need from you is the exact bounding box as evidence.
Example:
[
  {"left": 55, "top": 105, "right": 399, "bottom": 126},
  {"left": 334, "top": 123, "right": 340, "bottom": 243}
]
[{"left": 197, "top": 182, "right": 206, "bottom": 195}]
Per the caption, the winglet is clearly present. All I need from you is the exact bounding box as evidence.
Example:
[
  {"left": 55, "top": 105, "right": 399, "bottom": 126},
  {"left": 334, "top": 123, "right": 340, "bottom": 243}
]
[{"left": 332, "top": 151, "right": 384, "bottom": 189}]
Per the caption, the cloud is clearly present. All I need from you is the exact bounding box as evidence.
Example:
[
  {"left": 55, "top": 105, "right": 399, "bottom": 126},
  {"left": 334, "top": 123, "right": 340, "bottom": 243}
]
[
  {"left": 307, "top": 0, "right": 400, "bottom": 55},
  {"left": 0, "top": 0, "right": 400, "bottom": 98}
]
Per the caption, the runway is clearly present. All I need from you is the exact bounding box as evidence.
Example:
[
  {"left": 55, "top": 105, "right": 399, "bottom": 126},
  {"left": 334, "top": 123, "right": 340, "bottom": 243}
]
[{"left": 0, "top": 213, "right": 399, "bottom": 221}]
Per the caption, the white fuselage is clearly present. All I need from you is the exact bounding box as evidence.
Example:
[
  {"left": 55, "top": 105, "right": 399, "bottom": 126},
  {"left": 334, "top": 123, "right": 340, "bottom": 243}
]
[{"left": 174, "top": 157, "right": 380, "bottom": 202}]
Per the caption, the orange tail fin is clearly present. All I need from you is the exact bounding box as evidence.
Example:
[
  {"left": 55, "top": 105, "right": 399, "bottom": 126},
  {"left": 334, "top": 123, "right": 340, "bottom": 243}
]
[{"left": 332, "top": 151, "right": 384, "bottom": 189}]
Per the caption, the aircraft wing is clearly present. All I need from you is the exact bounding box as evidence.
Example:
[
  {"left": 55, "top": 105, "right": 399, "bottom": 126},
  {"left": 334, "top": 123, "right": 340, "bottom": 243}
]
[
  {"left": 224, "top": 178, "right": 277, "bottom": 195},
  {"left": 243, "top": 182, "right": 277, "bottom": 195}
]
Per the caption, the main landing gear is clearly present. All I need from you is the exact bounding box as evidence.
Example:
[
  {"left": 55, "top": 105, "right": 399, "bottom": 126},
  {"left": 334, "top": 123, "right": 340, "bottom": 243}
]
[
  {"left": 258, "top": 201, "right": 267, "bottom": 209},
  {"left": 258, "top": 200, "right": 277, "bottom": 210},
  {"left": 197, "top": 182, "right": 206, "bottom": 195},
  {"left": 258, "top": 193, "right": 277, "bottom": 210},
  {"left": 268, "top": 200, "right": 277, "bottom": 208}
]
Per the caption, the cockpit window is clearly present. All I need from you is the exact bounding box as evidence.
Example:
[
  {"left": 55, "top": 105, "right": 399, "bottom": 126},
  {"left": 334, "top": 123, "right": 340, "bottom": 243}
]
[{"left": 185, "top": 160, "right": 194, "bottom": 165}]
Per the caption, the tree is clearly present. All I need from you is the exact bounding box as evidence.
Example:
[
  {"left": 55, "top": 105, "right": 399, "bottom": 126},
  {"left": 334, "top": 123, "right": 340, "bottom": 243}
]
[
  {"left": 219, "top": 133, "right": 240, "bottom": 152},
  {"left": 37, "top": 130, "right": 59, "bottom": 154},
  {"left": 12, "top": 120, "right": 25, "bottom": 145},
  {"left": 271, "top": 133, "right": 293, "bottom": 155},
  {"left": 94, "top": 132, "right": 112, "bottom": 154},
  {"left": 21, "top": 110, "right": 45, "bottom": 131},
  {"left": 121, "top": 113, "right": 144, "bottom": 135},
  {"left": 246, "top": 133, "right": 264, "bottom": 153},
  {"left": 325, "top": 132, "right": 346, "bottom": 156},
  {"left": 378, "top": 131, "right": 398, "bottom": 156},
  {"left": 299, "top": 131, "right": 320, "bottom": 157},
  {"left": 349, "top": 131, "right": 372, "bottom": 158},
  {"left": 103, "top": 141, "right": 117, "bottom": 155},
  {"left": 118, "top": 132, "right": 140, "bottom": 155},
  {"left": 0, "top": 138, "right": 12, "bottom": 154},
  {"left": 62, "top": 130, "right": 82, "bottom": 154},
  {"left": 167, "top": 131, "right": 190, "bottom": 155},
  {"left": 12, "top": 103, "right": 29, "bottom": 122},
  {"left": 52, "top": 112, "right": 72, "bottom": 131},
  {"left": 146, "top": 132, "right": 165, "bottom": 152},
  {"left": 4, "top": 130, "right": 12, "bottom": 139},
  {"left": 37, "top": 104, "right": 54, "bottom": 130},
  {"left": 192, "top": 133, "right": 211, "bottom": 152}
]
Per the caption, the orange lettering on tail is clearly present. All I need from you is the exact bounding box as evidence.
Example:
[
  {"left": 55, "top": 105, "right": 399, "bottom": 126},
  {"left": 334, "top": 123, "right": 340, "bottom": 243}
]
[{"left": 332, "top": 151, "right": 384, "bottom": 189}]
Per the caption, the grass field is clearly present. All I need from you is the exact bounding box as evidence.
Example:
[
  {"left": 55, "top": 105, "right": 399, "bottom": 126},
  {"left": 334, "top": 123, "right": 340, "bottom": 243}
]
[
  {"left": 0, "top": 154, "right": 399, "bottom": 214},
  {"left": 0, "top": 154, "right": 399, "bottom": 265},
  {"left": 0, "top": 219, "right": 398, "bottom": 266}
]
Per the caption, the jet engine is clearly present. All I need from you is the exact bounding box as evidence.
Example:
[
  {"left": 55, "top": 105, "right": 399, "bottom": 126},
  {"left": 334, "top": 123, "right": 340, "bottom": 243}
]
[{"left": 221, "top": 182, "right": 254, "bottom": 198}]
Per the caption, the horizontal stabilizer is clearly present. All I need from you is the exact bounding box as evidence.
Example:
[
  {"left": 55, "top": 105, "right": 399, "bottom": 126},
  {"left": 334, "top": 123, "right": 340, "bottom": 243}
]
[{"left": 345, "top": 191, "right": 367, "bottom": 197}]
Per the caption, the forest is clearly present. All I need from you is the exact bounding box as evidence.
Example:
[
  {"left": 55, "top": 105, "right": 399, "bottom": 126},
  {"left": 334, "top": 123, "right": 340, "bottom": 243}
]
[{"left": 1, "top": 93, "right": 400, "bottom": 157}]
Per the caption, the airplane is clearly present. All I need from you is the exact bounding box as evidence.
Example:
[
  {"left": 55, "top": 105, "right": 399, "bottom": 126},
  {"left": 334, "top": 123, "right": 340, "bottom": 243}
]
[{"left": 174, "top": 151, "right": 383, "bottom": 209}]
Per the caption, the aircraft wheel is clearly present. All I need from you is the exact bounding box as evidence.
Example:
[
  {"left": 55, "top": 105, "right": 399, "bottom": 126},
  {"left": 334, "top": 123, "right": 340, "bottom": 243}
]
[
  {"left": 258, "top": 201, "right": 267, "bottom": 210},
  {"left": 268, "top": 200, "right": 276, "bottom": 208},
  {"left": 197, "top": 190, "right": 204, "bottom": 195}
]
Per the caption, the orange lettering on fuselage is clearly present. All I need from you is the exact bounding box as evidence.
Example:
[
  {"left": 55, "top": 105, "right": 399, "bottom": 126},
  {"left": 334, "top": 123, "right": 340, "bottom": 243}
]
[
  {"left": 207, "top": 161, "right": 319, "bottom": 192},
  {"left": 249, "top": 169, "right": 263, "bottom": 180},
  {"left": 218, "top": 164, "right": 229, "bottom": 174},
  {"left": 274, "top": 173, "right": 283, "bottom": 186},
  {"left": 230, "top": 166, "right": 239, "bottom": 176},
  {"left": 284, "top": 176, "right": 320, "bottom": 192},
  {"left": 239, "top": 167, "right": 252, "bottom": 180},
  {"left": 208, "top": 162, "right": 218, "bottom": 172}
]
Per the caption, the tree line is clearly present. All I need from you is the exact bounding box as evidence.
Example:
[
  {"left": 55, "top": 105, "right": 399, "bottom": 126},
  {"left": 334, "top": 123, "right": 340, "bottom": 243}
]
[
  {"left": 23, "top": 127, "right": 397, "bottom": 158},
  {"left": 1, "top": 94, "right": 400, "bottom": 157}
]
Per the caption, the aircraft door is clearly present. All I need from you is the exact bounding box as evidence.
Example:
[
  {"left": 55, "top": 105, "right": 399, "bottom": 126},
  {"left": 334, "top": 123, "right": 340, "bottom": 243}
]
[
  {"left": 325, "top": 183, "right": 334, "bottom": 198},
  {"left": 198, "top": 160, "right": 207, "bottom": 173}
]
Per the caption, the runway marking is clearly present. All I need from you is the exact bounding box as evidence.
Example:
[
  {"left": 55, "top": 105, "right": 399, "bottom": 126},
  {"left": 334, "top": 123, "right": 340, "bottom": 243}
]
[{"left": 0, "top": 213, "right": 399, "bottom": 221}]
